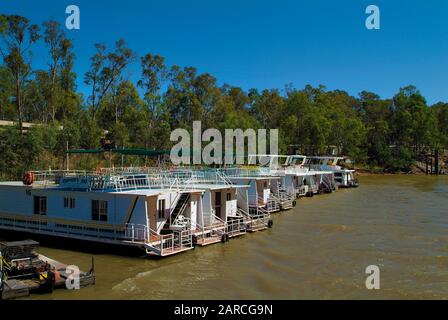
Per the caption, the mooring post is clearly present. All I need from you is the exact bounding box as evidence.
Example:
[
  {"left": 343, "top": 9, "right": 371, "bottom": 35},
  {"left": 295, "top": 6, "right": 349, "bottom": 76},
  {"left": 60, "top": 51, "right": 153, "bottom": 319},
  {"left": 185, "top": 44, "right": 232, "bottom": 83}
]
[{"left": 435, "top": 149, "right": 439, "bottom": 175}]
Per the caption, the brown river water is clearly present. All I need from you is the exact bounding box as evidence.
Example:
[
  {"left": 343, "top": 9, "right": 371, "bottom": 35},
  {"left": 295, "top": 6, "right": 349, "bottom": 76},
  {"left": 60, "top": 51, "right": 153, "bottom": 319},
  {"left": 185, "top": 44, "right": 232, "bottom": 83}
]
[{"left": 5, "top": 175, "right": 448, "bottom": 300}]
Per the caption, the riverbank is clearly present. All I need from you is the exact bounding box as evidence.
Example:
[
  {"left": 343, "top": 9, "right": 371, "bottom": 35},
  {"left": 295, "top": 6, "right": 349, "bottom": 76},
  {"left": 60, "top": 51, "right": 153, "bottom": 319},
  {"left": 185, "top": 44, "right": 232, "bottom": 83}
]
[{"left": 354, "top": 164, "right": 447, "bottom": 176}]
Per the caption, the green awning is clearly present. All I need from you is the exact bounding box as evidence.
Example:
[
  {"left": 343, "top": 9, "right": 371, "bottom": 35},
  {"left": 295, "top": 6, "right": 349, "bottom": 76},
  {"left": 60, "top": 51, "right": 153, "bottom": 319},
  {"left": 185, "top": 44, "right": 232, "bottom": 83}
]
[
  {"left": 113, "top": 149, "right": 170, "bottom": 156},
  {"left": 65, "top": 148, "right": 170, "bottom": 156},
  {"left": 65, "top": 149, "right": 105, "bottom": 154}
]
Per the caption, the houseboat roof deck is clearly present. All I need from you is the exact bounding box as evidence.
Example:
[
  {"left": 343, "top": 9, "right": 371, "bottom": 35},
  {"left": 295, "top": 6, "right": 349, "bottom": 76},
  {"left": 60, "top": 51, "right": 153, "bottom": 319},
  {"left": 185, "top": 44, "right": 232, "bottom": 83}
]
[
  {"left": 110, "top": 188, "right": 205, "bottom": 196},
  {"left": 227, "top": 176, "right": 280, "bottom": 181},
  {"left": 309, "top": 170, "right": 336, "bottom": 175},
  {"left": 222, "top": 167, "right": 282, "bottom": 179},
  {"left": 181, "top": 183, "right": 249, "bottom": 191},
  {"left": 7, "top": 168, "right": 251, "bottom": 193},
  {"left": 0, "top": 181, "right": 27, "bottom": 187}
]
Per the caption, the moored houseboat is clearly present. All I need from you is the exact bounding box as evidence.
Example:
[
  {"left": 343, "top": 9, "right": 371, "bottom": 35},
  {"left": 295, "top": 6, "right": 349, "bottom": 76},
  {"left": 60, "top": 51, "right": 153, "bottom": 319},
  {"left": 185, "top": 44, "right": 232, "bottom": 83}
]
[
  {"left": 0, "top": 169, "right": 254, "bottom": 257},
  {"left": 248, "top": 155, "right": 336, "bottom": 198},
  {"left": 224, "top": 167, "right": 295, "bottom": 211},
  {"left": 305, "top": 156, "right": 359, "bottom": 188}
]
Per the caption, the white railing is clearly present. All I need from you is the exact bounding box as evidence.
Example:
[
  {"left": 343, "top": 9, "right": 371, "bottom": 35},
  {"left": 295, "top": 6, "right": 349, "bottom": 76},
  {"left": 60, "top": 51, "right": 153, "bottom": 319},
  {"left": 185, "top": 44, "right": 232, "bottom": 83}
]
[
  {"left": 246, "top": 207, "right": 271, "bottom": 230},
  {"left": 222, "top": 167, "right": 274, "bottom": 178},
  {"left": 292, "top": 185, "right": 307, "bottom": 197},
  {"left": 167, "top": 169, "right": 234, "bottom": 186},
  {"left": 191, "top": 217, "right": 225, "bottom": 243},
  {"left": 26, "top": 168, "right": 238, "bottom": 192},
  {"left": 226, "top": 217, "right": 246, "bottom": 236},
  {"left": 0, "top": 216, "right": 149, "bottom": 244},
  {"left": 29, "top": 170, "right": 91, "bottom": 188},
  {"left": 124, "top": 223, "right": 149, "bottom": 242},
  {"left": 124, "top": 222, "right": 193, "bottom": 256}
]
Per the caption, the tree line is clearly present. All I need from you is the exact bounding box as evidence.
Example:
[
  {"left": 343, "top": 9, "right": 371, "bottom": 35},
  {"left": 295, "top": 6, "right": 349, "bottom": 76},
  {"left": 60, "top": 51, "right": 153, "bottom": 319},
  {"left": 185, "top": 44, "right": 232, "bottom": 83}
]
[{"left": 0, "top": 15, "right": 447, "bottom": 179}]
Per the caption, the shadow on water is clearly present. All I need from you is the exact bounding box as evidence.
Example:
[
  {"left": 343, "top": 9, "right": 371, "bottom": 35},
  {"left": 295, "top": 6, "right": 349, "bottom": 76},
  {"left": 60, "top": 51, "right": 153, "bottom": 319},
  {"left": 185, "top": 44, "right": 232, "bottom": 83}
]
[{"left": 0, "top": 229, "right": 147, "bottom": 258}]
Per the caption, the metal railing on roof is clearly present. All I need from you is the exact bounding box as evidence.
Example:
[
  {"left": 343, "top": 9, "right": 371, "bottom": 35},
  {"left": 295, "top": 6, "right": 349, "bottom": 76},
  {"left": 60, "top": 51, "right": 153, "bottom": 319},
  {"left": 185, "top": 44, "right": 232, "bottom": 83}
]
[{"left": 27, "top": 167, "right": 242, "bottom": 192}]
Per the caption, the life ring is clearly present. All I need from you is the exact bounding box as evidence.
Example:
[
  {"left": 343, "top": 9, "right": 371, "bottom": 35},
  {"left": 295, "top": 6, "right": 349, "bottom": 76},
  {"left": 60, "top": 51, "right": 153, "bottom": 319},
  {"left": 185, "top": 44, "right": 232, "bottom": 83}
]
[
  {"left": 23, "top": 172, "right": 35, "bottom": 186},
  {"left": 268, "top": 219, "right": 274, "bottom": 228}
]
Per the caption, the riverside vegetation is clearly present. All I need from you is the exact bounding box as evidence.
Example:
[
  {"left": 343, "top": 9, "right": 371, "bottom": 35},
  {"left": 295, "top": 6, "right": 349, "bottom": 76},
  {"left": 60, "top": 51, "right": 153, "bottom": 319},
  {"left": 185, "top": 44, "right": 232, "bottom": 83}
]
[{"left": 1, "top": 15, "right": 448, "bottom": 179}]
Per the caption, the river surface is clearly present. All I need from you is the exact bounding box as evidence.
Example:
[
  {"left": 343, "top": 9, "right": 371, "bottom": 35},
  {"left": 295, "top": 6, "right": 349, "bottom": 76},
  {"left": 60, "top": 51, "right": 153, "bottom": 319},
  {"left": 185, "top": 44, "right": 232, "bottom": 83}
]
[{"left": 6, "top": 175, "right": 448, "bottom": 300}]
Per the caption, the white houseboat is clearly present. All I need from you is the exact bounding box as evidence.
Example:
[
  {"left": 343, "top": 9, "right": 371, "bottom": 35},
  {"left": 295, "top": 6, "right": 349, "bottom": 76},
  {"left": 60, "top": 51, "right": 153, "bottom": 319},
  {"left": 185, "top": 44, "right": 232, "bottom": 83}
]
[
  {"left": 223, "top": 167, "right": 295, "bottom": 211},
  {"left": 103, "top": 168, "right": 274, "bottom": 235},
  {"left": 0, "top": 169, "right": 254, "bottom": 257},
  {"left": 248, "top": 155, "right": 335, "bottom": 197},
  {"left": 305, "top": 156, "right": 359, "bottom": 188}
]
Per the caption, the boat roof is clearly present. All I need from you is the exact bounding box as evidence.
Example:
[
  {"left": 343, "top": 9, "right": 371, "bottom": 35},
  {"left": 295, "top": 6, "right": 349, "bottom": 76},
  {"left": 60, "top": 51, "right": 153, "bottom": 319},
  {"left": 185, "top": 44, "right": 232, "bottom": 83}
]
[
  {"left": 0, "top": 239, "right": 39, "bottom": 249},
  {"left": 0, "top": 181, "right": 27, "bottom": 187},
  {"left": 185, "top": 183, "right": 249, "bottom": 191},
  {"left": 110, "top": 188, "right": 205, "bottom": 196},
  {"left": 228, "top": 176, "right": 280, "bottom": 181},
  {"left": 309, "top": 170, "right": 335, "bottom": 175}
]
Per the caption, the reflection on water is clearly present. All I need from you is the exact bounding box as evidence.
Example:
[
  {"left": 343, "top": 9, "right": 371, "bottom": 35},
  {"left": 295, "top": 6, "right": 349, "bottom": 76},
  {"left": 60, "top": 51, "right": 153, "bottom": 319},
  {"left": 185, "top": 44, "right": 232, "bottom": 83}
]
[{"left": 6, "top": 175, "right": 448, "bottom": 300}]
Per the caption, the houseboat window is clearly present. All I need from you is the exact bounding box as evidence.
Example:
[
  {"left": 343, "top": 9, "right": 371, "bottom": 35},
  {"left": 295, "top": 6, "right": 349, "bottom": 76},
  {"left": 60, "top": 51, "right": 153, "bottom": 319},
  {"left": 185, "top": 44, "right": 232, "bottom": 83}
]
[
  {"left": 158, "top": 199, "right": 166, "bottom": 219},
  {"left": 92, "top": 200, "right": 108, "bottom": 221},
  {"left": 226, "top": 192, "right": 231, "bottom": 201},
  {"left": 64, "top": 197, "right": 76, "bottom": 209},
  {"left": 33, "top": 196, "right": 47, "bottom": 215}
]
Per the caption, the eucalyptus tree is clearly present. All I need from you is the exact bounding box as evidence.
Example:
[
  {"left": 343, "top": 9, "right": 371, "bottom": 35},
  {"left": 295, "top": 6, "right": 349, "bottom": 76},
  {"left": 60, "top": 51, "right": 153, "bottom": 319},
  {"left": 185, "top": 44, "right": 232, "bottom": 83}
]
[
  {"left": 42, "top": 20, "right": 75, "bottom": 121},
  {"left": 84, "top": 39, "right": 135, "bottom": 120},
  {"left": 392, "top": 85, "right": 436, "bottom": 155},
  {"left": 138, "top": 53, "right": 168, "bottom": 113},
  {"left": 0, "top": 65, "right": 14, "bottom": 120},
  {"left": 358, "top": 91, "right": 393, "bottom": 166},
  {"left": 433, "top": 103, "right": 448, "bottom": 148},
  {"left": 0, "top": 15, "right": 40, "bottom": 133}
]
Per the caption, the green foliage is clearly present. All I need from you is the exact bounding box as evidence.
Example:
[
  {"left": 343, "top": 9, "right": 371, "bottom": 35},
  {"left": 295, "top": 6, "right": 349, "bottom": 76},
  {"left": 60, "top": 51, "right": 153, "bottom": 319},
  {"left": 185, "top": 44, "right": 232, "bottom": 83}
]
[
  {"left": 1, "top": 14, "right": 447, "bottom": 178},
  {"left": 434, "top": 103, "right": 448, "bottom": 147},
  {"left": 84, "top": 39, "right": 135, "bottom": 119},
  {"left": 0, "top": 15, "right": 40, "bottom": 133}
]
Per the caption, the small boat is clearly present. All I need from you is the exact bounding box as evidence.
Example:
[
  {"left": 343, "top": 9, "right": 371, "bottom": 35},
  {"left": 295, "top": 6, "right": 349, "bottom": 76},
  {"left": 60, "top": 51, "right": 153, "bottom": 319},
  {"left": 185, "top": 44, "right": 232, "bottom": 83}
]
[{"left": 0, "top": 240, "right": 95, "bottom": 300}]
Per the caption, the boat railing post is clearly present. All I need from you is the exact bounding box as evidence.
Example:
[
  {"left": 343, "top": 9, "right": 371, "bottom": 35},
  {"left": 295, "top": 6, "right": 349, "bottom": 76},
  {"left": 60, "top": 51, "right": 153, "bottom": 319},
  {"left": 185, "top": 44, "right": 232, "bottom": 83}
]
[{"left": 159, "top": 234, "right": 162, "bottom": 256}]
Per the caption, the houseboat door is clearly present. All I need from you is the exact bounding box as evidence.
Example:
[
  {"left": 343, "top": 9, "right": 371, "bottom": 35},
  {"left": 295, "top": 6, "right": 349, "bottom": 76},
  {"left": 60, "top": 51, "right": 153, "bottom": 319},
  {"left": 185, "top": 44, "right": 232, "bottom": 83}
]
[
  {"left": 146, "top": 196, "right": 158, "bottom": 232},
  {"left": 215, "top": 191, "right": 222, "bottom": 218}
]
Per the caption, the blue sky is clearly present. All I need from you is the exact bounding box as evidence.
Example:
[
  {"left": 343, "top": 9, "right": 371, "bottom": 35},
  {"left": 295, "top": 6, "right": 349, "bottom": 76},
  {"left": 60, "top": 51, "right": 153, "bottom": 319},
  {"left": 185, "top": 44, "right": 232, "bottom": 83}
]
[{"left": 1, "top": 0, "right": 448, "bottom": 104}]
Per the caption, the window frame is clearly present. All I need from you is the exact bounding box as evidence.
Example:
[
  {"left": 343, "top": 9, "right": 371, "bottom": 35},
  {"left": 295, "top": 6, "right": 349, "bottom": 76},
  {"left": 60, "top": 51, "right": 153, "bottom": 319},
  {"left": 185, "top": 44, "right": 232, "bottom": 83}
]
[
  {"left": 64, "top": 197, "right": 76, "bottom": 209},
  {"left": 34, "top": 196, "right": 47, "bottom": 215},
  {"left": 92, "top": 200, "right": 108, "bottom": 222},
  {"left": 158, "top": 199, "right": 166, "bottom": 219}
]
